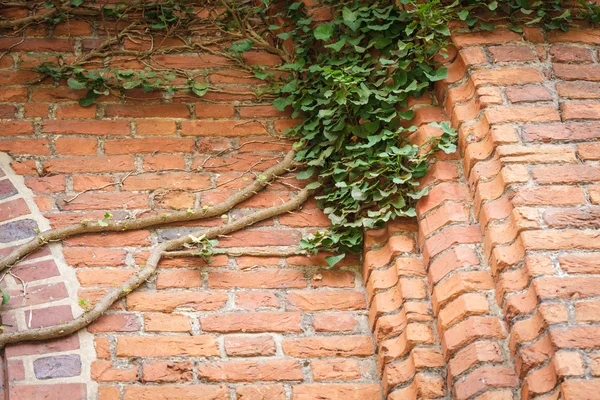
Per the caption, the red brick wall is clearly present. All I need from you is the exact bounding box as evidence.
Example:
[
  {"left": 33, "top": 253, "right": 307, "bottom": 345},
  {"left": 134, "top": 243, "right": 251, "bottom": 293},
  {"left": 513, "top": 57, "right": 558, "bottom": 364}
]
[{"left": 1, "top": 7, "right": 600, "bottom": 400}]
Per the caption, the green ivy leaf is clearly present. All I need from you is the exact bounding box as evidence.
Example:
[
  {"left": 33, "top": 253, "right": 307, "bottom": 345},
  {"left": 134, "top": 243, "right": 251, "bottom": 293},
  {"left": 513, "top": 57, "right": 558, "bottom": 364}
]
[
  {"left": 67, "top": 78, "right": 87, "bottom": 90},
  {"left": 314, "top": 24, "right": 334, "bottom": 41},
  {"left": 228, "top": 40, "right": 254, "bottom": 52},
  {"left": 1, "top": 290, "right": 9, "bottom": 305},
  {"left": 325, "top": 254, "right": 345, "bottom": 268}
]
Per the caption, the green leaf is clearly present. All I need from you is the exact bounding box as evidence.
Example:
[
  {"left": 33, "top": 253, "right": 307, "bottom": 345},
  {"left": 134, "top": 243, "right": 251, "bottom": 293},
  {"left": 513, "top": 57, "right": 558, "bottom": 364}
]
[
  {"left": 458, "top": 10, "right": 469, "bottom": 20},
  {"left": 424, "top": 67, "right": 448, "bottom": 82},
  {"left": 297, "top": 168, "right": 315, "bottom": 180},
  {"left": 67, "top": 78, "right": 87, "bottom": 90},
  {"left": 325, "top": 254, "right": 346, "bottom": 268},
  {"left": 228, "top": 40, "right": 254, "bottom": 53},
  {"left": 314, "top": 24, "right": 334, "bottom": 41},
  {"left": 70, "top": 0, "right": 83, "bottom": 5},
  {"left": 1, "top": 290, "right": 9, "bottom": 305},
  {"left": 305, "top": 181, "right": 322, "bottom": 190},
  {"left": 273, "top": 97, "right": 292, "bottom": 111}
]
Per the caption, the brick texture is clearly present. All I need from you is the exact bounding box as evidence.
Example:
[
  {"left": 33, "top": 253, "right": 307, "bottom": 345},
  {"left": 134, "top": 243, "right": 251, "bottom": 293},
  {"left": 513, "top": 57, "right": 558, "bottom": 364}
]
[{"left": 2, "top": 5, "right": 600, "bottom": 400}]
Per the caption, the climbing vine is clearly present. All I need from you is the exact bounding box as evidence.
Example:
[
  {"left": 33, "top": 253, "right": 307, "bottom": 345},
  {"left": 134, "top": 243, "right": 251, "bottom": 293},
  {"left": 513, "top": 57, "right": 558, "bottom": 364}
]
[{"left": 0, "top": 0, "right": 598, "bottom": 341}]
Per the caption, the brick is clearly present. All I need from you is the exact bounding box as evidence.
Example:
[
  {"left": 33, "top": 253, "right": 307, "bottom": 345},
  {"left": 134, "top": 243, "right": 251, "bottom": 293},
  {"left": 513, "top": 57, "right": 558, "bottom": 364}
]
[
  {"left": 151, "top": 54, "right": 231, "bottom": 68},
  {"left": 287, "top": 291, "right": 366, "bottom": 311},
  {"left": 559, "top": 254, "right": 600, "bottom": 274},
  {"left": 522, "top": 229, "right": 600, "bottom": 250},
  {"left": 0, "top": 198, "right": 30, "bottom": 222},
  {"left": 0, "top": 179, "right": 17, "bottom": 200},
  {"left": 486, "top": 106, "right": 560, "bottom": 124},
  {"left": 199, "top": 360, "right": 301, "bottom": 383},
  {"left": 224, "top": 335, "right": 276, "bottom": 357},
  {"left": 0, "top": 138, "right": 50, "bottom": 155},
  {"left": 116, "top": 336, "right": 219, "bottom": 357},
  {"left": 312, "top": 270, "right": 355, "bottom": 288},
  {"left": 489, "top": 45, "right": 536, "bottom": 62},
  {"left": 55, "top": 104, "right": 97, "bottom": 119},
  {"left": 26, "top": 304, "right": 73, "bottom": 329},
  {"left": 513, "top": 186, "right": 586, "bottom": 206},
  {"left": 77, "top": 269, "right": 135, "bottom": 287},
  {"left": 553, "top": 351, "right": 585, "bottom": 377},
  {"left": 236, "top": 385, "right": 285, "bottom": 400},
  {"left": 144, "top": 313, "right": 191, "bottom": 332},
  {"left": 104, "top": 138, "right": 195, "bottom": 154},
  {"left": 58, "top": 192, "right": 148, "bottom": 210},
  {"left": 9, "top": 384, "right": 86, "bottom": 400},
  {"left": 471, "top": 68, "right": 544, "bottom": 87},
  {"left": 235, "top": 292, "right": 280, "bottom": 309},
  {"left": 63, "top": 247, "right": 126, "bottom": 268},
  {"left": 0, "top": 121, "right": 34, "bottom": 136},
  {"left": 551, "top": 326, "right": 600, "bottom": 349},
  {"left": 33, "top": 355, "right": 82, "bottom": 379},
  {"left": 200, "top": 312, "right": 302, "bottom": 333},
  {"left": 156, "top": 270, "right": 201, "bottom": 289},
  {"left": 242, "top": 52, "right": 281, "bottom": 66},
  {"left": 24, "top": 175, "right": 65, "bottom": 194},
  {"left": 312, "top": 359, "right": 361, "bottom": 381},
  {"left": 557, "top": 81, "right": 600, "bottom": 99},
  {"left": 136, "top": 119, "right": 177, "bottom": 136},
  {"left": 313, "top": 313, "right": 358, "bottom": 332},
  {"left": 505, "top": 85, "right": 552, "bottom": 103},
  {"left": 196, "top": 103, "right": 235, "bottom": 118},
  {"left": 562, "top": 102, "right": 600, "bottom": 120},
  {"left": 44, "top": 156, "right": 136, "bottom": 174},
  {"left": 453, "top": 366, "right": 517, "bottom": 400},
  {"left": 104, "top": 104, "right": 190, "bottom": 118},
  {"left": 181, "top": 120, "right": 268, "bottom": 136},
  {"left": 54, "top": 137, "right": 98, "bottom": 155},
  {"left": 554, "top": 64, "right": 600, "bottom": 81},
  {"left": 448, "top": 341, "right": 503, "bottom": 380},
  {"left": 0, "top": 219, "right": 38, "bottom": 243},
  {"left": 438, "top": 293, "right": 489, "bottom": 330},
  {"left": 11, "top": 259, "right": 59, "bottom": 283},
  {"left": 208, "top": 269, "right": 306, "bottom": 289},
  {"left": 123, "top": 385, "right": 228, "bottom": 400},
  {"left": 91, "top": 361, "right": 137, "bottom": 382},
  {"left": 550, "top": 45, "right": 593, "bottom": 62},
  {"left": 532, "top": 165, "right": 600, "bottom": 184},
  {"left": 543, "top": 207, "right": 600, "bottom": 228},
  {"left": 42, "top": 120, "right": 130, "bottom": 136},
  {"left": 292, "top": 384, "right": 381, "bottom": 400},
  {"left": 523, "top": 122, "right": 600, "bottom": 142},
  {"left": 126, "top": 291, "right": 227, "bottom": 312},
  {"left": 534, "top": 277, "right": 600, "bottom": 299},
  {"left": 142, "top": 361, "right": 192, "bottom": 382},
  {"left": 282, "top": 336, "right": 374, "bottom": 357},
  {"left": 561, "top": 379, "right": 600, "bottom": 400},
  {"left": 144, "top": 154, "right": 186, "bottom": 171},
  {"left": 121, "top": 173, "right": 211, "bottom": 191},
  {"left": 442, "top": 316, "right": 505, "bottom": 355},
  {"left": 95, "top": 337, "right": 110, "bottom": 359}
]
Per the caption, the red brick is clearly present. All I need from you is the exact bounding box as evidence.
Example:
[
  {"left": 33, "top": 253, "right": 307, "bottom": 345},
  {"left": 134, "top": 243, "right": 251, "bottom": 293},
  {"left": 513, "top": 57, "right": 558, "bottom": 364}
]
[
  {"left": 156, "top": 270, "right": 201, "bottom": 289},
  {"left": 236, "top": 385, "right": 285, "bottom": 400},
  {"left": 44, "top": 156, "right": 135, "bottom": 174},
  {"left": 58, "top": 192, "right": 148, "bottom": 210},
  {"left": 554, "top": 63, "right": 600, "bottom": 81},
  {"left": 116, "top": 336, "right": 219, "bottom": 357},
  {"left": 142, "top": 361, "right": 193, "bottom": 382},
  {"left": 88, "top": 313, "right": 139, "bottom": 333},
  {"left": 126, "top": 291, "right": 227, "bottom": 312},
  {"left": 123, "top": 385, "right": 228, "bottom": 400},
  {"left": 198, "top": 360, "right": 301, "bottom": 382},
  {"left": 551, "top": 326, "right": 600, "bottom": 349},
  {"left": 54, "top": 137, "right": 97, "bottom": 155},
  {"left": 71, "top": 176, "right": 114, "bottom": 191},
  {"left": 0, "top": 121, "right": 34, "bottom": 136},
  {"left": 313, "top": 313, "right": 358, "bottom": 332},
  {"left": 136, "top": 120, "right": 177, "bottom": 136},
  {"left": 200, "top": 313, "right": 302, "bottom": 333},
  {"left": 283, "top": 336, "right": 374, "bottom": 357},
  {"left": 42, "top": 120, "right": 130, "bottom": 136},
  {"left": 208, "top": 269, "right": 306, "bottom": 289},
  {"left": 505, "top": 86, "right": 552, "bottom": 103},
  {"left": 224, "top": 336, "right": 276, "bottom": 357},
  {"left": 562, "top": 102, "right": 600, "bottom": 120},
  {"left": 312, "top": 359, "right": 361, "bottom": 381},
  {"left": 9, "top": 384, "right": 86, "bottom": 400},
  {"left": 287, "top": 291, "right": 366, "bottom": 311},
  {"left": 104, "top": 138, "right": 195, "bottom": 155},
  {"left": 489, "top": 45, "right": 536, "bottom": 62},
  {"left": 550, "top": 45, "right": 594, "bottom": 63},
  {"left": 523, "top": 122, "right": 600, "bottom": 142},
  {"left": 557, "top": 81, "right": 600, "bottom": 99},
  {"left": 0, "top": 138, "right": 50, "bottom": 155},
  {"left": 312, "top": 270, "right": 355, "bottom": 288},
  {"left": 486, "top": 106, "right": 560, "bottom": 124},
  {"left": 91, "top": 361, "right": 138, "bottom": 382},
  {"left": 55, "top": 104, "right": 96, "bottom": 119},
  {"left": 292, "top": 384, "right": 381, "bottom": 399},
  {"left": 452, "top": 30, "right": 522, "bottom": 48},
  {"left": 104, "top": 104, "right": 190, "bottom": 118},
  {"left": 532, "top": 165, "right": 600, "bottom": 184},
  {"left": 181, "top": 120, "right": 268, "bottom": 136},
  {"left": 561, "top": 379, "right": 600, "bottom": 400},
  {"left": 121, "top": 173, "right": 211, "bottom": 191},
  {"left": 196, "top": 103, "right": 235, "bottom": 118},
  {"left": 77, "top": 269, "right": 135, "bottom": 287},
  {"left": 24, "top": 175, "right": 65, "bottom": 193},
  {"left": 144, "top": 313, "right": 191, "bottom": 332}
]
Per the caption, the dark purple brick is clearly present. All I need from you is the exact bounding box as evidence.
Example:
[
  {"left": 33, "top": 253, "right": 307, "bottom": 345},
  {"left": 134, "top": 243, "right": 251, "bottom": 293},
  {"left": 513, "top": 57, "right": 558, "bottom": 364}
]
[
  {"left": 25, "top": 304, "right": 72, "bottom": 329},
  {"left": 11, "top": 260, "right": 60, "bottom": 283},
  {"left": 0, "top": 219, "right": 38, "bottom": 243},
  {"left": 0, "top": 179, "right": 17, "bottom": 200},
  {"left": 33, "top": 355, "right": 81, "bottom": 380}
]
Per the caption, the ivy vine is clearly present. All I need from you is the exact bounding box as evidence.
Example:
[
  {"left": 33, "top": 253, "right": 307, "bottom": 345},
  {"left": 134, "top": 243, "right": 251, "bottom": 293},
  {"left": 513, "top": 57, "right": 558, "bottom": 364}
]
[{"left": 6, "top": 0, "right": 600, "bottom": 267}]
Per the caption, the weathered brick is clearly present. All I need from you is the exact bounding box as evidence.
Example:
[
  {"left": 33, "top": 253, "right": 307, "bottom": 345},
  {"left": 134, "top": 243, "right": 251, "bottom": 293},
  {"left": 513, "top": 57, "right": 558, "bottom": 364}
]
[
  {"left": 200, "top": 313, "right": 302, "bottom": 333},
  {"left": 116, "top": 336, "right": 219, "bottom": 357}
]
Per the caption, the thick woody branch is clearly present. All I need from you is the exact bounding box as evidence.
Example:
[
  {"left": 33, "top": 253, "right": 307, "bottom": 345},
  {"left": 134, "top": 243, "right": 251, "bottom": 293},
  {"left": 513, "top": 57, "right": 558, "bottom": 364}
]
[
  {"left": 0, "top": 150, "right": 297, "bottom": 271},
  {"left": 0, "top": 187, "right": 311, "bottom": 348}
]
